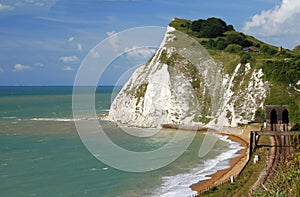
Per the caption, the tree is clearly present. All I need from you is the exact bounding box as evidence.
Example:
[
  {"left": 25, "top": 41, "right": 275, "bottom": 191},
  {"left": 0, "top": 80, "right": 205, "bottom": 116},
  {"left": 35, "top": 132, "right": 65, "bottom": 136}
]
[
  {"left": 191, "top": 19, "right": 204, "bottom": 32},
  {"left": 190, "top": 17, "right": 233, "bottom": 38},
  {"left": 199, "top": 17, "right": 227, "bottom": 38},
  {"left": 226, "top": 25, "right": 235, "bottom": 31}
]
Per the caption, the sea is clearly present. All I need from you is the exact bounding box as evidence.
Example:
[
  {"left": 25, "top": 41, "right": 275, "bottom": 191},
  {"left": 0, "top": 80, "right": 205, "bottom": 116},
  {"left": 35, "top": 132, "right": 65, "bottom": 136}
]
[{"left": 0, "top": 86, "right": 243, "bottom": 197}]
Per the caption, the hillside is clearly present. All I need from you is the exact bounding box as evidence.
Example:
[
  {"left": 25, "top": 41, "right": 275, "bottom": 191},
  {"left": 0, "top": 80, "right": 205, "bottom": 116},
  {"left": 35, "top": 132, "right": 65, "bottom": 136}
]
[
  {"left": 170, "top": 17, "right": 300, "bottom": 127},
  {"left": 107, "top": 17, "right": 299, "bottom": 128}
]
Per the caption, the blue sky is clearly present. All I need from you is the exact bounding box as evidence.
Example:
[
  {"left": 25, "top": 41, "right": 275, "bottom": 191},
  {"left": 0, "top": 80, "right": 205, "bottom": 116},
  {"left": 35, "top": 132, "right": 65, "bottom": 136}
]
[{"left": 0, "top": 0, "right": 299, "bottom": 85}]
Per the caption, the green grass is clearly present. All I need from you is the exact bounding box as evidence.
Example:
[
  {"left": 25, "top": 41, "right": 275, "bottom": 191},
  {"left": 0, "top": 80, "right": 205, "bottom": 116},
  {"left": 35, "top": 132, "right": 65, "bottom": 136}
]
[
  {"left": 255, "top": 151, "right": 300, "bottom": 197},
  {"left": 135, "top": 83, "right": 148, "bottom": 105},
  {"left": 169, "top": 18, "right": 192, "bottom": 33}
]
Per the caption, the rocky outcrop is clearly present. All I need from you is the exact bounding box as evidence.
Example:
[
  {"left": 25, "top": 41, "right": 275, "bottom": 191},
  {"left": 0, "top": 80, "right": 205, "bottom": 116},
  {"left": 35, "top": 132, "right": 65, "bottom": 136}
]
[{"left": 107, "top": 26, "right": 268, "bottom": 128}]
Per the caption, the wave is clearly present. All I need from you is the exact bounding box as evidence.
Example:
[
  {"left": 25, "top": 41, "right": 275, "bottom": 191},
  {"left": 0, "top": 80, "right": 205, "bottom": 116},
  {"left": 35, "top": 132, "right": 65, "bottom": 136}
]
[
  {"left": 30, "top": 115, "right": 111, "bottom": 122},
  {"left": 30, "top": 118, "right": 81, "bottom": 122},
  {"left": 152, "top": 134, "right": 243, "bottom": 197},
  {"left": 99, "top": 109, "right": 110, "bottom": 112},
  {"left": 2, "top": 116, "right": 17, "bottom": 119}
]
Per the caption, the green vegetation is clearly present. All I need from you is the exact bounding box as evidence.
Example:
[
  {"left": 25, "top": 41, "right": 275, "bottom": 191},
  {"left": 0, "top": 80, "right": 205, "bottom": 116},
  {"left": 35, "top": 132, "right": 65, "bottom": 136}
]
[
  {"left": 135, "top": 83, "right": 148, "bottom": 105},
  {"left": 191, "top": 79, "right": 200, "bottom": 89},
  {"left": 169, "top": 17, "right": 300, "bottom": 125},
  {"left": 261, "top": 59, "right": 300, "bottom": 124},
  {"left": 293, "top": 45, "right": 300, "bottom": 55},
  {"left": 291, "top": 123, "right": 300, "bottom": 131},
  {"left": 190, "top": 17, "right": 234, "bottom": 38},
  {"left": 255, "top": 151, "right": 300, "bottom": 197},
  {"left": 224, "top": 44, "right": 243, "bottom": 54},
  {"left": 261, "top": 59, "right": 300, "bottom": 85},
  {"left": 254, "top": 108, "right": 266, "bottom": 123}
]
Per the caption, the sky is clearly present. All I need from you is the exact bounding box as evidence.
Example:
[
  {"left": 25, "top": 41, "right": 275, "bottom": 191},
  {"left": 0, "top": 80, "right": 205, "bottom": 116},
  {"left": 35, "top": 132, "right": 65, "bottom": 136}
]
[{"left": 0, "top": 0, "right": 299, "bottom": 85}]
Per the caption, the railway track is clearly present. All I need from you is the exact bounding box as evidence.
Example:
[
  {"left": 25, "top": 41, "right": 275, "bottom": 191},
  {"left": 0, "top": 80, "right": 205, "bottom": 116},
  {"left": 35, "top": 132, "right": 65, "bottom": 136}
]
[{"left": 249, "top": 133, "right": 295, "bottom": 196}]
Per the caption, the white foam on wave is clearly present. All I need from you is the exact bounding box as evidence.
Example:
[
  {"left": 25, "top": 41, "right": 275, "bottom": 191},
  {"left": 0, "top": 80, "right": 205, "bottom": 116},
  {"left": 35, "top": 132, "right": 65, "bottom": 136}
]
[
  {"left": 89, "top": 168, "right": 98, "bottom": 171},
  {"left": 31, "top": 118, "right": 76, "bottom": 122},
  {"left": 0, "top": 162, "right": 8, "bottom": 166},
  {"left": 99, "top": 109, "right": 110, "bottom": 112},
  {"left": 30, "top": 118, "right": 97, "bottom": 122},
  {"left": 152, "top": 134, "right": 243, "bottom": 197},
  {"left": 2, "top": 116, "right": 17, "bottom": 119}
]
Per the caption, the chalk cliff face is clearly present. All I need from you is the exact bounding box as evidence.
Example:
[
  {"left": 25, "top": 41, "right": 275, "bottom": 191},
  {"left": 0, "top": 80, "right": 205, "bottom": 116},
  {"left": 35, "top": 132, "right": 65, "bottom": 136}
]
[
  {"left": 222, "top": 63, "right": 268, "bottom": 127},
  {"left": 107, "top": 26, "right": 268, "bottom": 128}
]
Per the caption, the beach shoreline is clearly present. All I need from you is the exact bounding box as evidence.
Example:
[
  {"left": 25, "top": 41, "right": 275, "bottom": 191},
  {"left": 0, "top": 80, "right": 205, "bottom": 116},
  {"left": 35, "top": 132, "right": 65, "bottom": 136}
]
[{"left": 189, "top": 130, "right": 250, "bottom": 194}]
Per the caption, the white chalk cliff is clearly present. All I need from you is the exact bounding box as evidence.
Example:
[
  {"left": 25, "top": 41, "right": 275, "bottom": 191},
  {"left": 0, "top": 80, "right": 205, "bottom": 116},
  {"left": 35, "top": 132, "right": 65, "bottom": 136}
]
[{"left": 107, "top": 26, "right": 268, "bottom": 128}]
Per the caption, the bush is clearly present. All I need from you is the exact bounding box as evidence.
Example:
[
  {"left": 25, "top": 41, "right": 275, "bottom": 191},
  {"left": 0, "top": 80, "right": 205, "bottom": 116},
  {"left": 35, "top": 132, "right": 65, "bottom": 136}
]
[
  {"left": 254, "top": 108, "right": 266, "bottom": 123},
  {"left": 216, "top": 38, "right": 227, "bottom": 50},
  {"left": 226, "top": 32, "right": 252, "bottom": 47},
  {"left": 239, "top": 52, "right": 252, "bottom": 64},
  {"left": 262, "top": 152, "right": 300, "bottom": 197},
  {"left": 261, "top": 45, "right": 277, "bottom": 56},
  {"left": 225, "top": 44, "right": 243, "bottom": 53},
  {"left": 291, "top": 123, "right": 300, "bottom": 131},
  {"left": 191, "top": 19, "right": 204, "bottom": 32},
  {"left": 262, "top": 59, "right": 300, "bottom": 84}
]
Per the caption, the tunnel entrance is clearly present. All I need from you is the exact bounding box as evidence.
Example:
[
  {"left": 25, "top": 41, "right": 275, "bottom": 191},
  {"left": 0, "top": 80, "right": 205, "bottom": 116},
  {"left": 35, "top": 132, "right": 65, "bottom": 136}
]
[
  {"left": 270, "top": 109, "right": 278, "bottom": 131},
  {"left": 282, "top": 109, "right": 289, "bottom": 131},
  {"left": 265, "top": 105, "right": 289, "bottom": 131}
]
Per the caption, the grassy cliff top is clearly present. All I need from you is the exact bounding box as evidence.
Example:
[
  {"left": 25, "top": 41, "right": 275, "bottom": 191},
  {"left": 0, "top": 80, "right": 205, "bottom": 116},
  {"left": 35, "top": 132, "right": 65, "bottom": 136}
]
[{"left": 169, "top": 17, "right": 297, "bottom": 66}]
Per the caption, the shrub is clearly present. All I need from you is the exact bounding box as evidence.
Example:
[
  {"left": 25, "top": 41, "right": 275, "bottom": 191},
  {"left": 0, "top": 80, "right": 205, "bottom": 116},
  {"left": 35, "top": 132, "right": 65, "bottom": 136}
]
[
  {"left": 239, "top": 52, "right": 252, "bottom": 64},
  {"left": 254, "top": 108, "right": 266, "bottom": 123},
  {"left": 225, "top": 44, "right": 243, "bottom": 53},
  {"left": 216, "top": 38, "right": 227, "bottom": 50},
  {"left": 226, "top": 32, "right": 252, "bottom": 47},
  {"left": 261, "top": 45, "right": 277, "bottom": 56}
]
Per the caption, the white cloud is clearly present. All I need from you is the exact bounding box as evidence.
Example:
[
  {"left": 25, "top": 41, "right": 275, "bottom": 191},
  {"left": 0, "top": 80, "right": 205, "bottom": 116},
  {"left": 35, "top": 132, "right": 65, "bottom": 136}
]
[
  {"left": 0, "top": 0, "right": 56, "bottom": 16},
  {"left": 68, "top": 37, "right": 75, "bottom": 42},
  {"left": 35, "top": 62, "right": 44, "bottom": 67},
  {"left": 125, "top": 47, "right": 156, "bottom": 58},
  {"left": 59, "top": 55, "right": 79, "bottom": 63},
  {"left": 0, "top": 3, "right": 14, "bottom": 12},
  {"left": 106, "top": 31, "right": 120, "bottom": 50},
  {"left": 77, "top": 43, "right": 82, "bottom": 51},
  {"left": 12, "top": 64, "right": 33, "bottom": 72},
  {"left": 67, "top": 37, "right": 83, "bottom": 51},
  {"left": 63, "top": 66, "right": 73, "bottom": 71},
  {"left": 243, "top": 0, "right": 300, "bottom": 37},
  {"left": 90, "top": 49, "right": 100, "bottom": 59},
  {"left": 106, "top": 30, "right": 116, "bottom": 36}
]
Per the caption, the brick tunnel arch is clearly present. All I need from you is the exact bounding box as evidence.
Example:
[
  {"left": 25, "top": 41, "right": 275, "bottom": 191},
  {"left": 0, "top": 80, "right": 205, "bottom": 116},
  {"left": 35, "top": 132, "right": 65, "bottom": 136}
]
[{"left": 265, "top": 105, "right": 289, "bottom": 131}]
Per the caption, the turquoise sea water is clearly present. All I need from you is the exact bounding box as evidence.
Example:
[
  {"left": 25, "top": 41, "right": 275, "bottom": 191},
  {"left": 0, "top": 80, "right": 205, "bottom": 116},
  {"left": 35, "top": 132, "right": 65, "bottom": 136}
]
[{"left": 0, "top": 86, "right": 242, "bottom": 197}]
